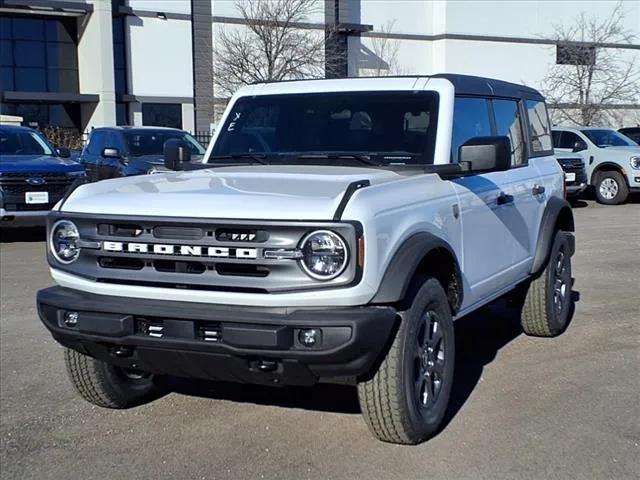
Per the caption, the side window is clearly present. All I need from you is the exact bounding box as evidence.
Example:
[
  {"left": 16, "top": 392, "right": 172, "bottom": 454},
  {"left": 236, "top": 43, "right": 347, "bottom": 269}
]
[
  {"left": 525, "top": 100, "right": 553, "bottom": 154},
  {"left": 558, "top": 131, "right": 585, "bottom": 150},
  {"left": 451, "top": 97, "right": 491, "bottom": 163},
  {"left": 86, "top": 131, "right": 105, "bottom": 155},
  {"left": 552, "top": 130, "right": 562, "bottom": 148},
  {"left": 492, "top": 99, "right": 525, "bottom": 166}
]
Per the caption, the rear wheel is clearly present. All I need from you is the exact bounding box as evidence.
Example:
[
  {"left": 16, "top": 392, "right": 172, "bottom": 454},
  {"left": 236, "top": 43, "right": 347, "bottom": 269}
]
[
  {"left": 520, "top": 232, "right": 573, "bottom": 337},
  {"left": 594, "top": 171, "right": 628, "bottom": 205},
  {"left": 64, "top": 348, "right": 165, "bottom": 408},
  {"left": 357, "top": 278, "right": 454, "bottom": 444}
]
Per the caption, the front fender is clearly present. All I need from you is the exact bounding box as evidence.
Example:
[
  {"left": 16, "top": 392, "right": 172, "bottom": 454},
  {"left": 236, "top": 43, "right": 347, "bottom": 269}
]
[{"left": 370, "top": 232, "right": 462, "bottom": 306}]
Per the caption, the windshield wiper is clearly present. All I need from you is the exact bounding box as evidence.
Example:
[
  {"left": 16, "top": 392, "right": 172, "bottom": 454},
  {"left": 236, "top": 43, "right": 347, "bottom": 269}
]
[
  {"left": 209, "top": 153, "right": 269, "bottom": 165},
  {"left": 296, "top": 152, "right": 382, "bottom": 167}
]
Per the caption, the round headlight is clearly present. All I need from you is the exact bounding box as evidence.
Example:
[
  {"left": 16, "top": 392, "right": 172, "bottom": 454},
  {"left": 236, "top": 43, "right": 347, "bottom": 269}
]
[
  {"left": 299, "top": 230, "right": 348, "bottom": 280},
  {"left": 50, "top": 220, "right": 80, "bottom": 264}
]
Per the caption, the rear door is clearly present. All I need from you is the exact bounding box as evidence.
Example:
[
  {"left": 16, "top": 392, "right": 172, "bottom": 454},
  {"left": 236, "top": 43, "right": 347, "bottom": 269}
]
[{"left": 491, "top": 98, "right": 543, "bottom": 278}]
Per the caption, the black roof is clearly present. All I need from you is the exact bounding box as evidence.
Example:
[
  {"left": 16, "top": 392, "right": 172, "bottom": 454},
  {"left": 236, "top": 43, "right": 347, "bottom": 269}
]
[
  {"left": 253, "top": 73, "right": 545, "bottom": 100},
  {"left": 431, "top": 74, "right": 544, "bottom": 100}
]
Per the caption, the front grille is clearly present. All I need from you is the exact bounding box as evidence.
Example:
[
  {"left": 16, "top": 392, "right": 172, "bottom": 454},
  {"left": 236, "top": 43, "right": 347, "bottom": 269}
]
[
  {"left": 51, "top": 214, "right": 359, "bottom": 294},
  {"left": 558, "top": 158, "right": 585, "bottom": 172},
  {"left": 0, "top": 173, "right": 75, "bottom": 211}
]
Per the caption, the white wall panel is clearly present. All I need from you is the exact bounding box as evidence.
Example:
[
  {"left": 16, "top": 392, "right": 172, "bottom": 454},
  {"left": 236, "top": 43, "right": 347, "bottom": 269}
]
[
  {"left": 127, "top": 17, "right": 193, "bottom": 97},
  {"left": 444, "top": 0, "right": 640, "bottom": 38}
]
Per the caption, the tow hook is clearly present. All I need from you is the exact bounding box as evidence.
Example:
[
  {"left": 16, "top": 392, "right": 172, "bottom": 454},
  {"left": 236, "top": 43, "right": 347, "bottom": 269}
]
[
  {"left": 253, "top": 359, "right": 278, "bottom": 373},
  {"left": 111, "top": 346, "right": 134, "bottom": 358}
]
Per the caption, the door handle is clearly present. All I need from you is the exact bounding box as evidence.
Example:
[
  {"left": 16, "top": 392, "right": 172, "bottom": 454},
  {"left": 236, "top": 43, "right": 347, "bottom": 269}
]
[
  {"left": 497, "top": 192, "right": 514, "bottom": 205},
  {"left": 532, "top": 184, "right": 546, "bottom": 195}
]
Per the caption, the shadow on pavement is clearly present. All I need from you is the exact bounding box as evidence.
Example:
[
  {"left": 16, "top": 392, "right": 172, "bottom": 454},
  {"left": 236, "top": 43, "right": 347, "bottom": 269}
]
[
  {"left": 0, "top": 226, "right": 46, "bottom": 243},
  {"left": 170, "top": 377, "right": 362, "bottom": 414},
  {"left": 170, "top": 290, "right": 578, "bottom": 425}
]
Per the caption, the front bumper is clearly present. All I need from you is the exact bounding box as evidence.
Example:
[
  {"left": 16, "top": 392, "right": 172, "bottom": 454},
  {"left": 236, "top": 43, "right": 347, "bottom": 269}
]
[
  {"left": 566, "top": 183, "right": 587, "bottom": 197},
  {"left": 37, "top": 287, "right": 397, "bottom": 386},
  {"left": 0, "top": 208, "right": 48, "bottom": 227}
]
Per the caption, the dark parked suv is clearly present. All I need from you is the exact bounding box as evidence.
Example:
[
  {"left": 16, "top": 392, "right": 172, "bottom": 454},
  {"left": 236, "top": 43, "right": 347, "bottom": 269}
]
[
  {"left": 80, "top": 126, "right": 205, "bottom": 181},
  {"left": 0, "top": 125, "right": 85, "bottom": 227}
]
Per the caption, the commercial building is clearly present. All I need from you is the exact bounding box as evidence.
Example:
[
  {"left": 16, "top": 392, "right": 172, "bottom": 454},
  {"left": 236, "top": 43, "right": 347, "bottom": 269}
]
[{"left": 1, "top": 0, "right": 638, "bottom": 135}]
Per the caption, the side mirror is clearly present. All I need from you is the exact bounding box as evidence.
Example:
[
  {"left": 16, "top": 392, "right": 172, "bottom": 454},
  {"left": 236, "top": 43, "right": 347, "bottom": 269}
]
[
  {"left": 56, "top": 147, "right": 71, "bottom": 158},
  {"left": 102, "top": 147, "right": 121, "bottom": 159},
  {"left": 163, "top": 139, "right": 191, "bottom": 171},
  {"left": 459, "top": 136, "right": 512, "bottom": 172},
  {"left": 572, "top": 141, "right": 587, "bottom": 153}
]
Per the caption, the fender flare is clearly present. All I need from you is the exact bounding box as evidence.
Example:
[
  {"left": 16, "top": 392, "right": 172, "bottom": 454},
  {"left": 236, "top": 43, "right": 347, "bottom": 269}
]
[
  {"left": 371, "top": 232, "right": 463, "bottom": 309},
  {"left": 530, "top": 196, "right": 575, "bottom": 275},
  {"left": 590, "top": 162, "right": 627, "bottom": 185}
]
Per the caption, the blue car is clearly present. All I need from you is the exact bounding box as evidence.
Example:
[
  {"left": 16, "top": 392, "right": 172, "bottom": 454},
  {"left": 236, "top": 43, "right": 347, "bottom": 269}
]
[
  {"left": 80, "top": 126, "right": 206, "bottom": 181},
  {"left": 0, "top": 125, "right": 86, "bottom": 227}
]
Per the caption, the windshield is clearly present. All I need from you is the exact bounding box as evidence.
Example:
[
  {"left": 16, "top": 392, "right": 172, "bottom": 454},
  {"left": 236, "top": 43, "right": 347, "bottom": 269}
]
[
  {"left": 124, "top": 131, "right": 206, "bottom": 157},
  {"left": 581, "top": 129, "right": 637, "bottom": 148},
  {"left": 0, "top": 129, "right": 54, "bottom": 157},
  {"left": 209, "top": 91, "right": 439, "bottom": 165}
]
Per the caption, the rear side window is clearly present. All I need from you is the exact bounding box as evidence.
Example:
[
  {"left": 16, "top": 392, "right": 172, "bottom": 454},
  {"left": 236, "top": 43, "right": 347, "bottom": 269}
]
[
  {"left": 526, "top": 100, "right": 553, "bottom": 154},
  {"left": 492, "top": 99, "right": 525, "bottom": 165},
  {"left": 451, "top": 97, "right": 491, "bottom": 163}
]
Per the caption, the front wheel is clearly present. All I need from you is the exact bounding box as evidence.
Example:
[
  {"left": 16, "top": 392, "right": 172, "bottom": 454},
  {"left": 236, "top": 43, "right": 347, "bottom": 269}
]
[
  {"left": 594, "top": 171, "right": 629, "bottom": 205},
  {"left": 357, "top": 278, "right": 455, "bottom": 444},
  {"left": 64, "top": 348, "right": 165, "bottom": 408}
]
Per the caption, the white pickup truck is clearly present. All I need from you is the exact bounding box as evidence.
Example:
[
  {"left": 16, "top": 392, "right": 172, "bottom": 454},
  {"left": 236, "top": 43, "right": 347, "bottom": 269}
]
[{"left": 37, "top": 74, "right": 575, "bottom": 445}]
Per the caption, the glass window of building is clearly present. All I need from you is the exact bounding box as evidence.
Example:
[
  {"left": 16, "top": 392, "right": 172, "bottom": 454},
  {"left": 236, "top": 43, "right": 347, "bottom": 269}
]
[{"left": 0, "top": 16, "right": 79, "bottom": 93}]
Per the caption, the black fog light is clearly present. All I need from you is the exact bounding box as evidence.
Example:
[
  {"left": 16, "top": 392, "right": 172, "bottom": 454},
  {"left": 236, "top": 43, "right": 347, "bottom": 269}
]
[
  {"left": 64, "top": 311, "right": 79, "bottom": 327},
  {"left": 298, "top": 328, "right": 321, "bottom": 347}
]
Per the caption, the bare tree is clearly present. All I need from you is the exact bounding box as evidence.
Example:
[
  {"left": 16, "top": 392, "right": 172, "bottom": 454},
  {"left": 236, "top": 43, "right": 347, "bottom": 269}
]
[
  {"left": 214, "top": 0, "right": 339, "bottom": 98},
  {"left": 541, "top": 2, "right": 640, "bottom": 126},
  {"left": 358, "top": 20, "right": 406, "bottom": 77}
]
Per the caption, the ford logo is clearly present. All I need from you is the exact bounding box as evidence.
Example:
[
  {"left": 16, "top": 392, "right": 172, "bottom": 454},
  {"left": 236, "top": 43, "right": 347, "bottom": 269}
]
[{"left": 26, "top": 177, "right": 46, "bottom": 186}]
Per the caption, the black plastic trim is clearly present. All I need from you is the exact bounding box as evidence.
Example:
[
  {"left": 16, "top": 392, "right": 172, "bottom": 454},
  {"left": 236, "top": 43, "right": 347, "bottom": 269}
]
[
  {"left": 333, "top": 180, "right": 370, "bottom": 220},
  {"left": 37, "top": 286, "right": 397, "bottom": 383},
  {"left": 371, "top": 232, "right": 462, "bottom": 308},
  {"left": 530, "top": 197, "right": 575, "bottom": 274},
  {"left": 589, "top": 162, "right": 628, "bottom": 185}
]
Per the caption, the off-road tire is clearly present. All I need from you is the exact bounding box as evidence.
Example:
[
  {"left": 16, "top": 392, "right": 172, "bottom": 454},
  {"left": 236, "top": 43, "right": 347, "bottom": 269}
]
[
  {"left": 357, "top": 277, "right": 455, "bottom": 444},
  {"left": 594, "top": 171, "right": 629, "bottom": 205},
  {"left": 64, "top": 348, "right": 164, "bottom": 408},
  {"left": 520, "top": 232, "right": 573, "bottom": 337}
]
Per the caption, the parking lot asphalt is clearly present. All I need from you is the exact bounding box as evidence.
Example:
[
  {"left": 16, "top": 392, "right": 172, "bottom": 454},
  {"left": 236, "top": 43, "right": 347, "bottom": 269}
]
[{"left": 1, "top": 199, "right": 639, "bottom": 480}]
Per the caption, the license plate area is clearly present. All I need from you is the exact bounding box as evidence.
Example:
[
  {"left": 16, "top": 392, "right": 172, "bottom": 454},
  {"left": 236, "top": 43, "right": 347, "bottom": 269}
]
[
  {"left": 565, "top": 172, "right": 576, "bottom": 182},
  {"left": 25, "top": 191, "right": 49, "bottom": 204}
]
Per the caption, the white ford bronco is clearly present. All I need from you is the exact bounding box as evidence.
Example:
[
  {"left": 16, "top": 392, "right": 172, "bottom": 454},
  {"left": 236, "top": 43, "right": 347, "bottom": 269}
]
[{"left": 37, "top": 74, "right": 575, "bottom": 445}]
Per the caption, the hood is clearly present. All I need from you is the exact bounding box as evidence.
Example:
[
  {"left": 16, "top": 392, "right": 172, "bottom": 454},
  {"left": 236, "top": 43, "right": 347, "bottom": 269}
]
[
  {"left": 0, "top": 155, "right": 84, "bottom": 174},
  {"left": 61, "top": 165, "right": 406, "bottom": 220}
]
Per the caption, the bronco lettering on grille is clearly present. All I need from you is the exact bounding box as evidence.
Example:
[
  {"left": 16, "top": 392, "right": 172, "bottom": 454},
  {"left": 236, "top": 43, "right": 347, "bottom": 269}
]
[{"left": 102, "top": 241, "right": 258, "bottom": 259}]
